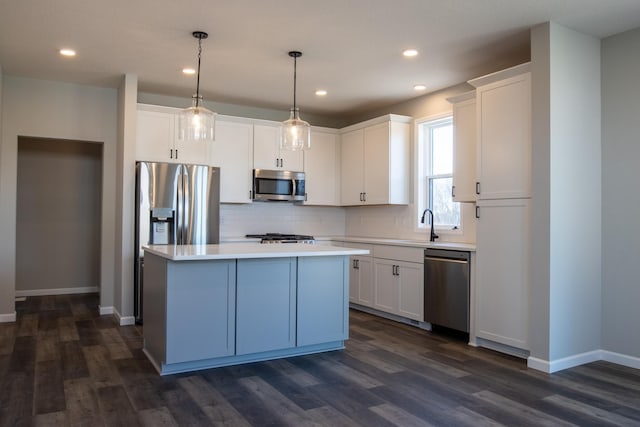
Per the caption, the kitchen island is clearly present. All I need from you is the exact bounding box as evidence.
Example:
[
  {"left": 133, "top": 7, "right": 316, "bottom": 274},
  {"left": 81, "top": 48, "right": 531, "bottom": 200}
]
[{"left": 142, "top": 243, "right": 369, "bottom": 375}]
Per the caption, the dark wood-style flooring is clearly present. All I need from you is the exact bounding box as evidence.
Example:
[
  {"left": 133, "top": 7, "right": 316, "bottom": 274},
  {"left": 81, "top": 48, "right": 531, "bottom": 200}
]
[{"left": 2, "top": 293, "right": 640, "bottom": 426}]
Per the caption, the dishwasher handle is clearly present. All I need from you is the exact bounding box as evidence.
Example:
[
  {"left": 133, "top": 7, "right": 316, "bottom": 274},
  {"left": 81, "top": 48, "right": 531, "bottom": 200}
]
[{"left": 424, "top": 256, "right": 469, "bottom": 264}]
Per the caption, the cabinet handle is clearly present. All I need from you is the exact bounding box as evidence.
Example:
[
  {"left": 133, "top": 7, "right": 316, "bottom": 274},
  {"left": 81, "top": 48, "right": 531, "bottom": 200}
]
[
  {"left": 476, "top": 182, "right": 480, "bottom": 195},
  {"left": 170, "top": 149, "right": 173, "bottom": 159},
  {"left": 175, "top": 149, "right": 178, "bottom": 159},
  {"left": 452, "top": 185, "right": 456, "bottom": 198},
  {"left": 475, "top": 206, "right": 480, "bottom": 219},
  {"left": 353, "top": 259, "right": 359, "bottom": 269},
  {"left": 363, "top": 192, "right": 367, "bottom": 202},
  {"left": 304, "top": 192, "right": 308, "bottom": 202}
]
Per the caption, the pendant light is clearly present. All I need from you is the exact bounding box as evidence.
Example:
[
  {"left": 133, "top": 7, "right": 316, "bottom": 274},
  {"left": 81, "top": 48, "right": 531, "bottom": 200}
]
[
  {"left": 281, "top": 51, "right": 311, "bottom": 151},
  {"left": 178, "top": 31, "right": 216, "bottom": 142}
]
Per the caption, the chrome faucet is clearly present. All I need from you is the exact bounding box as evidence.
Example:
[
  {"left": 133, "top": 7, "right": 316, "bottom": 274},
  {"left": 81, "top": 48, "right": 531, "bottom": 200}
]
[{"left": 421, "top": 209, "right": 439, "bottom": 242}]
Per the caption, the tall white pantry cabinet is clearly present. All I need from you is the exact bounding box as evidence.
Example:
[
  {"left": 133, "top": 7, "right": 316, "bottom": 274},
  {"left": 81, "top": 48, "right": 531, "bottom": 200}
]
[{"left": 468, "top": 63, "right": 532, "bottom": 353}]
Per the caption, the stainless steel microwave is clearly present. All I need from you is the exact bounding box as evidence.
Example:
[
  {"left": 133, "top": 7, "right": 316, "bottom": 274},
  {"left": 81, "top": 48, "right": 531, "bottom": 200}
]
[{"left": 253, "top": 169, "right": 305, "bottom": 202}]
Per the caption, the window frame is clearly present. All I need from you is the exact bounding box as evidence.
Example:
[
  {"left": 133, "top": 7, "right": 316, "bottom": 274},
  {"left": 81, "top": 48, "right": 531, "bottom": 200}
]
[{"left": 414, "top": 113, "right": 462, "bottom": 234}]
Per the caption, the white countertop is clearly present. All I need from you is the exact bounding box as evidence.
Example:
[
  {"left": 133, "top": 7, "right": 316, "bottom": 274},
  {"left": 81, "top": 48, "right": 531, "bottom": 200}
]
[
  {"left": 327, "top": 236, "right": 476, "bottom": 252},
  {"left": 144, "top": 243, "right": 370, "bottom": 261}
]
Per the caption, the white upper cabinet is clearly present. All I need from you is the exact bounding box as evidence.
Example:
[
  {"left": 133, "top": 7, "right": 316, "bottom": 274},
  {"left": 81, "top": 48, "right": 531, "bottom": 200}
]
[
  {"left": 448, "top": 91, "right": 477, "bottom": 203},
  {"left": 303, "top": 128, "right": 341, "bottom": 206},
  {"left": 469, "top": 63, "right": 531, "bottom": 200},
  {"left": 136, "top": 104, "right": 210, "bottom": 165},
  {"left": 253, "top": 123, "right": 304, "bottom": 171},
  {"left": 340, "top": 115, "right": 411, "bottom": 206},
  {"left": 210, "top": 116, "right": 254, "bottom": 203}
]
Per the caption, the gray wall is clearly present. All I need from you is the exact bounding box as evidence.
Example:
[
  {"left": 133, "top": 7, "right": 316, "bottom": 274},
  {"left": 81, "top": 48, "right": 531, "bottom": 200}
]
[
  {"left": 0, "top": 76, "right": 118, "bottom": 317},
  {"left": 530, "top": 22, "right": 602, "bottom": 364},
  {"left": 602, "top": 27, "right": 640, "bottom": 358},
  {"left": 16, "top": 137, "right": 102, "bottom": 293}
]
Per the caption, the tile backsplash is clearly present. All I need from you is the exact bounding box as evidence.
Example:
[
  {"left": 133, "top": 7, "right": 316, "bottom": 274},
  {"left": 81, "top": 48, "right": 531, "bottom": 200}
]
[{"left": 220, "top": 203, "right": 346, "bottom": 240}]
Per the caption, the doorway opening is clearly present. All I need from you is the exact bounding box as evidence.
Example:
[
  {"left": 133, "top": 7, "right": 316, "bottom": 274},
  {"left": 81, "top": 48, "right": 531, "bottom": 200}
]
[{"left": 16, "top": 137, "right": 103, "bottom": 296}]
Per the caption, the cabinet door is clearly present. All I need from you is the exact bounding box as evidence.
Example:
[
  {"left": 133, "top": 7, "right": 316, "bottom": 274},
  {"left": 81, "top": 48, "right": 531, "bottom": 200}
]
[
  {"left": 236, "top": 258, "right": 296, "bottom": 355},
  {"left": 165, "top": 260, "right": 236, "bottom": 363},
  {"left": 350, "top": 255, "right": 373, "bottom": 306},
  {"left": 280, "top": 143, "right": 304, "bottom": 171},
  {"left": 475, "top": 198, "right": 530, "bottom": 350},
  {"left": 451, "top": 95, "right": 477, "bottom": 203},
  {"left": 253, "top": 124, "right": 303, "bottom": 171},
  {"left": 340, "top": 129, "right": 364, "bottom": 205},
  {"left": 397, "top": 261, "right": 424, "bottom": 321},
  {"left": 211, "top": 119, "right": 254, "bottom": 203},
  {"left": 363, "top": 122, "right": 390, "bottom": 205},
  {"left": 136, "top": 108, "right": 176, "bottom": 163},
  {"left": 253, "top": 124, "right": 281, "bottom": 169},
  {"left": 173, "top": 130, "right": 211, "bottom": 165},
  {"left": 373, "top": 258, "right": 398, "bottom": 314},
  {"left": 476, "top": 72, "right": 531, "bottom": 200},
  {"left": 297, "top": 256, "right": 348, "bottom": 346},
  {"left": 304, "top": 129, "right": 340, "bottom": 205}
]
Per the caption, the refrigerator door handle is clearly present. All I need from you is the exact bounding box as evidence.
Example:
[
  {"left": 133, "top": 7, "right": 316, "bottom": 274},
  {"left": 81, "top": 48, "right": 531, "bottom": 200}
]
[{"left": 176, "top": 166, "right": 185, "bottom": 244}]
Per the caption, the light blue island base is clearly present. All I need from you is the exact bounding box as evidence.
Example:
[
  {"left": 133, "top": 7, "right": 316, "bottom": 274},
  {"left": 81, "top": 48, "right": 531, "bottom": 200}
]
[
  {"left": 144, "top": 341, "right": 346, "bottom": 376},
  {"left": 142, "top": 243, "right": 368, "bottom": 376}
]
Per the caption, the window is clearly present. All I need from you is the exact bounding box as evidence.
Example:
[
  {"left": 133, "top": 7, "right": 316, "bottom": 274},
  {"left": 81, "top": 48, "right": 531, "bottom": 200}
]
[{"left": 416, "top": 115, "right": 460, "bottom": 231}]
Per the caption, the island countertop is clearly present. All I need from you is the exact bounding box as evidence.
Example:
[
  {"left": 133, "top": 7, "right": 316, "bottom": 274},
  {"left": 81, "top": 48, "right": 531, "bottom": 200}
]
[{"left": 143, "top": 243, "right": 370, "bottom": 261}]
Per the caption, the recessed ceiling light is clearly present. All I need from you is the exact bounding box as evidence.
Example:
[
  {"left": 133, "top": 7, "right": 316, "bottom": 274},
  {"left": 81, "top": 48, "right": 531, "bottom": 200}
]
[
  {"left": 403, "top": 49, "right": 418, "bottom": 57},
  {"left": 59, "top": 48, "right": 76, "bottom": 57},
  {"left": 315, "top": 89, "right": 327, "bottom": 96},
  {"left": 182, "top": 68, "right": 196, "bottom": 75},
  {"left": 413, "top": 84, "right": 427, "bottom": 91}
]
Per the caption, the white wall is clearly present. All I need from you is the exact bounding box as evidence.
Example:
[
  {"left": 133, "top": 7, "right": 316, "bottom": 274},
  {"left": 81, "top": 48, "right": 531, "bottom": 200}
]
[
  {"left": 530, "top": 22, "right": 602, "bottom": 367},
  {"left": 602, "top": 27, "right": 640, "bottom": 359},
  {"left": 0, "top": 76, "right": 117, "bottom": 319}
]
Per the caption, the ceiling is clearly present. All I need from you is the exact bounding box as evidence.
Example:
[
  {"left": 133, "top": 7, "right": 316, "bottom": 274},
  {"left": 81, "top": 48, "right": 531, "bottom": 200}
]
[{"left": 1, "top": 0, "right": 640, "bottom": 119}]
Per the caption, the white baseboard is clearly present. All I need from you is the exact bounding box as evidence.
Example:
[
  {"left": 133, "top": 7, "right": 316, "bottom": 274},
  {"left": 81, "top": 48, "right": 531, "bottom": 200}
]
[
  {"left": 602, "top": 350, "right": 640, "bottom": 370},
  {"left": 528, "top": 349, "right": 640, "bottom": 373},
  {"left": 15, "top": 286, "right": 98, "bottom": 297},
  {"left": 0, "top": 311, "right": 17, "bottom": 323},
  {"left": 528, "top": 350, "right": 602, "bottom": 373},
  {"left": 99, "top": 305, "right": 114, "bottom": 315},
  {"left": 113, "top": 306, "right": 136, "bottom": 326}
]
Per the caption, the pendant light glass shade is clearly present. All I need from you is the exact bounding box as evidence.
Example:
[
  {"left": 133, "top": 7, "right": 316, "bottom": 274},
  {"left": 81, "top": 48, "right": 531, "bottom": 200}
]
[
  {"left": 281, "top": 108, "right": 311, "bottom": 151},
  {"left": 281, "top": 51, "right": 311, "bottom": 151},
  {"left": 178, "top": 31, "right": 216, "bottom": 142},
  {"left": 179, "top": 95, "right": 215, "bottom": 141}
]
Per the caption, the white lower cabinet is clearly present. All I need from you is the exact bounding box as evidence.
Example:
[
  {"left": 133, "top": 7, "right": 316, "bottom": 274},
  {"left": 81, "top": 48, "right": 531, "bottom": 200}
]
[
  {"left": 373, "top": 258, "right": 423, "bottom": 322},
  {"left": 475, "top": 198, "right": 530, "bottom": 350},
  {"left": 349, "top": 245, "right": 374, "bottom": 307},
  {"left": 348, "top": 243, "right": 424, "bottom": 322}
]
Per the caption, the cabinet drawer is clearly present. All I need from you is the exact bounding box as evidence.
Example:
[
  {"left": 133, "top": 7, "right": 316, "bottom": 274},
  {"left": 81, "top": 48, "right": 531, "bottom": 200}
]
[{"left": 374, "top": 245, "right": 423, "bottom": 263}]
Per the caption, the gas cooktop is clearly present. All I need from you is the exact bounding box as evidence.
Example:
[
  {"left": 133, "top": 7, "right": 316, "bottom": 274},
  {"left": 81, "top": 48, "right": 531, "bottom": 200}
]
[{"left": 245, "top": 233, "right": 315, "bottom": 244}]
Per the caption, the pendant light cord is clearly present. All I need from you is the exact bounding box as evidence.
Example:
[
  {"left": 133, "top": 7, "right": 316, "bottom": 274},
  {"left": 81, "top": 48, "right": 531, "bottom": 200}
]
[
  {"left": 195, "top": 36, "right": 202, "bottom": 108},
  {"left": 293, "top": 54, "right": 297, "bottom": 110}
]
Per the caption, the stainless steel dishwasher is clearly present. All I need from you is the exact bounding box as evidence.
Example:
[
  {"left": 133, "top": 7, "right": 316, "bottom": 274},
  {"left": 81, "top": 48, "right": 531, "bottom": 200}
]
[{"left": 424, "top": 249, "right": 470, "bottom": 333}]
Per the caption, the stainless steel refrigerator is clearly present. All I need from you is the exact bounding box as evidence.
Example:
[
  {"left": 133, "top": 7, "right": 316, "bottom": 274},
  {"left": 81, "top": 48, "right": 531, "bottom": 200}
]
[{"left": 134, "top": 161, "right": 220, "bottom": 323}]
